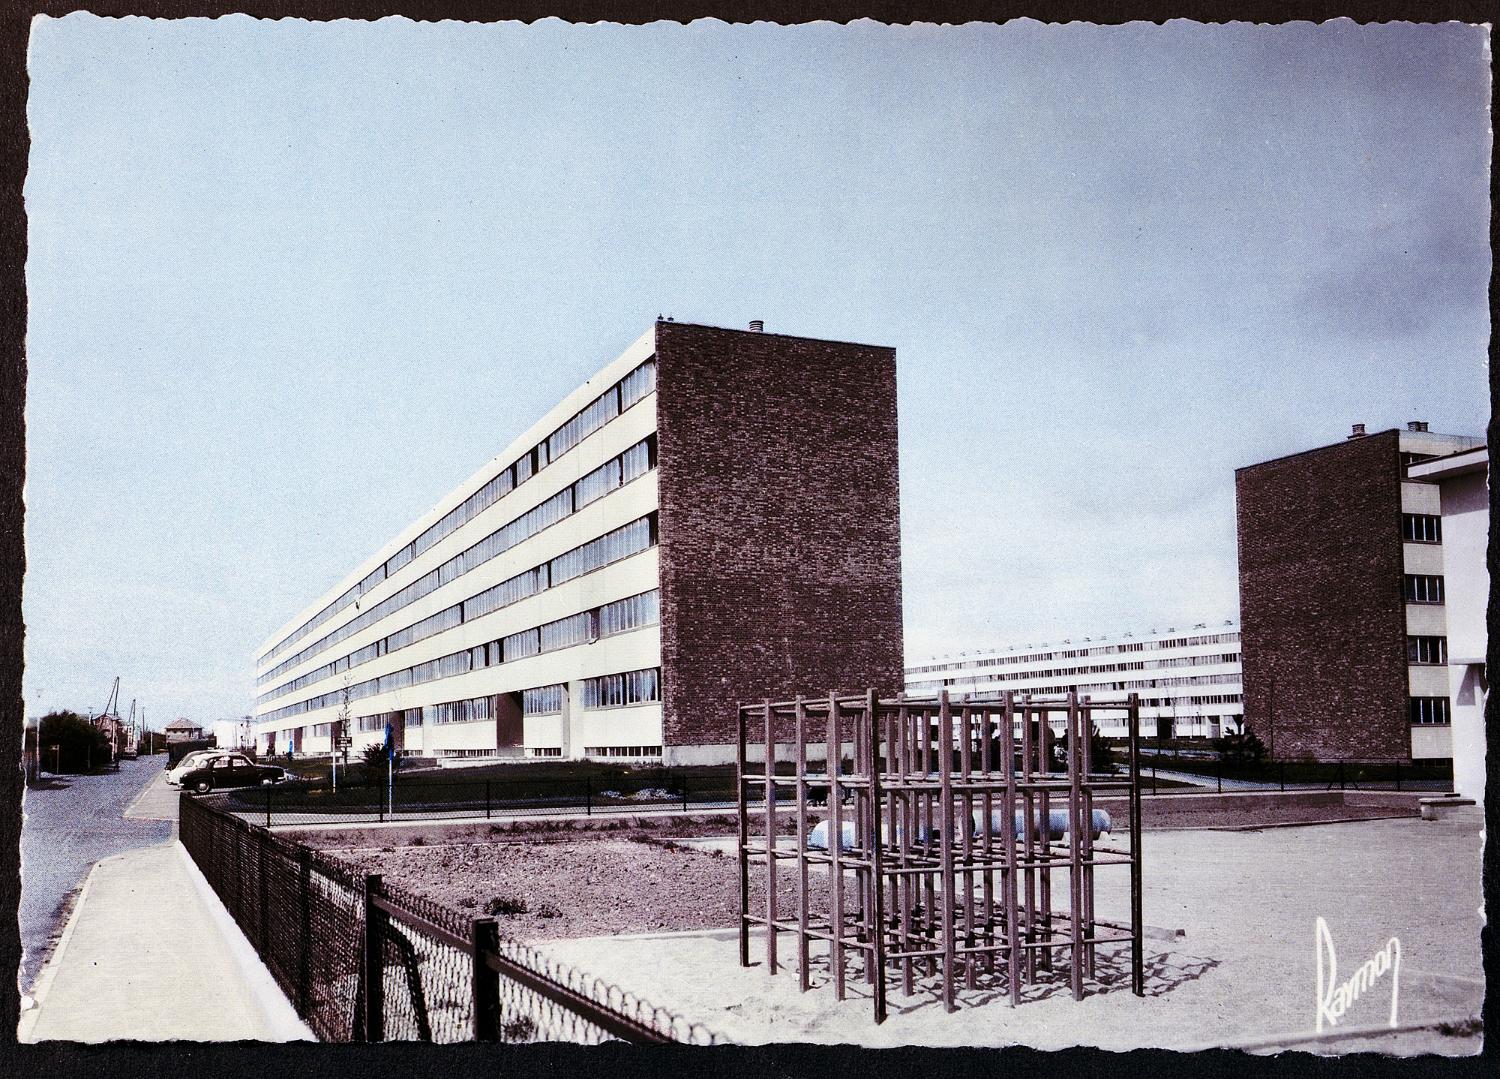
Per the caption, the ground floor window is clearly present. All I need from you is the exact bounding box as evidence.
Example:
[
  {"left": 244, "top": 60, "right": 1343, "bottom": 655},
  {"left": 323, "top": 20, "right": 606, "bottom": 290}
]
[{"left": 584, "top": 745, "right": 663, "bottom": 758}]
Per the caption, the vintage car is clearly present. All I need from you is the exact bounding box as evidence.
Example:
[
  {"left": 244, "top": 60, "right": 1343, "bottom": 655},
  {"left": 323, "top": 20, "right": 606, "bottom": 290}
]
[{"left": 178, "top": 753, "right": 288, "bottom": 794}]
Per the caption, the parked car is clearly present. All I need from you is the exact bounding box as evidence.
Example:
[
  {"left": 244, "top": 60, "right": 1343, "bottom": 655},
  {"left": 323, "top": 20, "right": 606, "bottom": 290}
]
[
  {"left": 178, "top": 754, "right": 288, "bottom": 794},
  {"left": 166, "top": 750, "right": 223, "bottom": 787}
]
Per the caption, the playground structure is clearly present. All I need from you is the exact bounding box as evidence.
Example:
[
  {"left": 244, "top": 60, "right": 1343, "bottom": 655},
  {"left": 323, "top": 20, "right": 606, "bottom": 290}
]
[{"left": 736, "top": 690, "right": 1143, "bottom": 1023}]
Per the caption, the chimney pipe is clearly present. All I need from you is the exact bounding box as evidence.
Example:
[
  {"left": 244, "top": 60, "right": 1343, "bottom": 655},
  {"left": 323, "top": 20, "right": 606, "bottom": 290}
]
[
  {"left": 1348, "top": 423, "right": 1366, "bottom": 439},
  {"left": 747, "top": 320, "right": 764, "bottom": 333}
]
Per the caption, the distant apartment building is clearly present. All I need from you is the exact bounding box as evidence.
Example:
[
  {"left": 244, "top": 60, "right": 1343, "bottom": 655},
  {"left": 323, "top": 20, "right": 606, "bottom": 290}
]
[
  {"left": 252, "top": 320, "right": 904, "bottom": 766},
  {"left": 1235, "top": 422, "right": 1483, "bottom": 763},
  {"left": 905, "top": 621, "right": 1243, "bottom": 739},
  {"left": 1407, "top": 445, "right": 1488, "bottom": 801}
]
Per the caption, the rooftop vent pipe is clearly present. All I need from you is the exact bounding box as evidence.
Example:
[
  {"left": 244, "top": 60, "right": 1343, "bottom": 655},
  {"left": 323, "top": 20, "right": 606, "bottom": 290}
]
[
  {"left": 747, "top": 320, "right": 764, "bottom": 333},
  {"left": 1348, "top": 423, "right": 1367, "bottom": 439}
]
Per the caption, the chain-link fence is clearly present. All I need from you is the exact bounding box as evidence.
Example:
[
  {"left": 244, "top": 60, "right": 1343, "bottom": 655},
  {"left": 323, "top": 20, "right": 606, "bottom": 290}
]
[
  {"left": 179, "top": 792, "right": 723, "bottom": 1043},
  {"left": 213, "top": 768, "right": 743, "bottom": 827}
]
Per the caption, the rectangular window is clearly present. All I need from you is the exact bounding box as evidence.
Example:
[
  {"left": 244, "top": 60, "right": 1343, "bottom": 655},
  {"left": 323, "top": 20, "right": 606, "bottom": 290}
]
[
  {"left": 539, "top": 611, "right": 594, "bottom": 653},
  {"left": 599, "top": 590, "right": 660, "bottom": 637},
  {"left": 523, "top": 684, "right": 564, "bottom": 715},
  {"left": 1404, "top": 574, "right": 1445, "bottom": 604},
  {"left": 1407, "top": 636, "right": 1448, "bottom": 665},
  {"left": 581, "top": 667, "right": 662, "bottom": 709},
  {"left": 619, "top": 358, "right": 657, "bottom": 410},
  {"left": 1402, "top": 513, "right": 1442, "bottom": 544},
  {"left": 1408, "top": 696, "right": 1451, "bottom": 725},
  {"left": 501, "top": 628, "right": 541, "bottom": 662}
]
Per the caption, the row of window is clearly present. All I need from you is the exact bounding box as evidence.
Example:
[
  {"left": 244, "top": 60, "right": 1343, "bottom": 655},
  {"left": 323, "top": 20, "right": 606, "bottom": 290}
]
[
  {"left": 1402, "top": 513, "right": 1442, "bottom": 544},
  {"left": 258, "top": 511, "right": 656, "bottom": 710},
  {"left": 908, "top": 630, "right": 1242, "bottom": 676},
  {"left": 1409, "top": 696, "right": 1451, "bottom": 725},
  {"left": 1404, "top": 574, "right": 1445, "bottom": 604},
  {"left": 259, "top": 359, "right": 657, "bottom": 666},
  {"left": 585, "top": 746, "right": 664, "bottom": 758},
  {"left": 258, "top": 436, "right": 656, "bottom": 689},
  {"left": 255, "top": 523, "right": 657, "bottom": 724}
]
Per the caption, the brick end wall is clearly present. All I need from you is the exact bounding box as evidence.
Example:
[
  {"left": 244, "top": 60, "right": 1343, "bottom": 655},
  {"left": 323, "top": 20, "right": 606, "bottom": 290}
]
[
  {"left": 1234, "top": 430, "right": 1410, "bottom": 762},
  {"left": 653, "top": 322, "right": 905, "bottom": 747}
]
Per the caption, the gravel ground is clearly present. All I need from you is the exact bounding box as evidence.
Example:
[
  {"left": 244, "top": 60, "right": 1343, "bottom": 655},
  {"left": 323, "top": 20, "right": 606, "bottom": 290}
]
[
  {"left": 19, "top": 758, "right": 172, "bottom": 990},
  {"left": 331, "top": 837, "right": 824, "bottom": 941}
]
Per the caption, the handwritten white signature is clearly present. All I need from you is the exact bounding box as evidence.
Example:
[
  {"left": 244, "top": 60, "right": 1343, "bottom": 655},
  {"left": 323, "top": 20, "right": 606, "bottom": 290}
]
[{"left": 1315, "top": 915, "right": 1401, "bottom": 1032}]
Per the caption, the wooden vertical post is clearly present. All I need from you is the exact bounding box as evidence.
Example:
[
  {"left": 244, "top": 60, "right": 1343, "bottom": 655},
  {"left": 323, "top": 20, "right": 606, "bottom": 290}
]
[
  {"left": 737, "top": 704, "right": 751, "bottom": 968},
  {"left": 938, "top": 691, "right": 957, "bottom": 1012},
  {"left": 959, "top": 704, "right": 976, "bottom": 990},
  {"left": 763, "top": 699, "right": 777, "bottom": 975},
  {"left": 471, "top": 917, "right": 500, "bottom": 1040},
  {"left": 362, "top": 873, "right": 384, "bottom": 1042},
  {"left": 827, "top": 694, "right": 846, "bottom": 999},
  {"left": 794, "top": 697, "right": 810, "bottom": 992},
  {"left": 1067, "top": 691, "right": 1084, "bottom": 1000},
  {"left": 1002, "top": 693, "right": 1021, "bottom": 1006},
  {"left": 1128, "top": 693, "right": 1144, "bottom": 997},
  {"left": 868, "top": 689, "right": 888, "bottom": 1023}
]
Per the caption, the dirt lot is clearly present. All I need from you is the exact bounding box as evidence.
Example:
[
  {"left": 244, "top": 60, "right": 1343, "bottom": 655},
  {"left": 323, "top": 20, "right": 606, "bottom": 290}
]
[{"left": 329, "top": 836, "right": 822, "bottom": 941}]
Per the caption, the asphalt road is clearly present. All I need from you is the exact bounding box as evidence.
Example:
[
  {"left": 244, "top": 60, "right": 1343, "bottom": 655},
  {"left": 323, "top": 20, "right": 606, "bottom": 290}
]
[{"left": 19, "top": 756, "right": 172, "bottom": 992}]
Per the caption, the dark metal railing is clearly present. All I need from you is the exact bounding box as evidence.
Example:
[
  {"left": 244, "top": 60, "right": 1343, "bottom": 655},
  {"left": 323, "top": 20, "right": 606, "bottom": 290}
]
[{"left": 179, "top": 791, "right": 722, "bottom": 1044}]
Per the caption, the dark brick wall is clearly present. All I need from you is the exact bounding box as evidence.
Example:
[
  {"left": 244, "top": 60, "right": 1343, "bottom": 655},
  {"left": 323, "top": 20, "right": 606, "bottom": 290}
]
[
  {"left": 1235, "top": 430, "right": 1410, "bottom": 761},
  {"left": 653, "top": 322, "right": 905, "bottom": 749}
]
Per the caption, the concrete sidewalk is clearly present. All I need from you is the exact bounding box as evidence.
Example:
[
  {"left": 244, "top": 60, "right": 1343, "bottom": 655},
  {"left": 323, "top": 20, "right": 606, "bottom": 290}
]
[
  {"left": 123, "top": 766, "right": 182, "bottom": 822},
  {"left": 19, "top": 837, "right": 313, "bottom": 1041}
]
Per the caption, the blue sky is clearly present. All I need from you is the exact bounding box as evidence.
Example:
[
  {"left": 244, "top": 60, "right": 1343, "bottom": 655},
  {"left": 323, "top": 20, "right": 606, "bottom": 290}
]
[{"left": 23, "top": 17, "right": 1490, "bottom": 725}]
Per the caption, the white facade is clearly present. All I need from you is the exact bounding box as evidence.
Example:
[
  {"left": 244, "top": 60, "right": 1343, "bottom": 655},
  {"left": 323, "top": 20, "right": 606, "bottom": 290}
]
[
  {"left": 906, "top": 621, "right": 1243, "bottom": 739},
  {"left": 253, "top": 329, "right": 667, "bottom": 762},
  {"left": 1408, "top": 446, "right": 1488, "bottom": 801},
  {"left": 1399, "top": 427, "right": 1485, "bottom": 761}
]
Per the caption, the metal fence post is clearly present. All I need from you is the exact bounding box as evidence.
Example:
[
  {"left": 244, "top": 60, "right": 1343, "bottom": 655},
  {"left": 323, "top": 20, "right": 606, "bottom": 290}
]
[
  {"left": 682, "top": 770, "right": 689, "bottom": 813},
  {"left": 1279, "top": 760, "right": 1285, "bottom": 792},
  {"left": 258, "top": 829, "right": 269, "bottom": 953},
  {"left": 1395, "top": 762, "right": 1402, "bottom": 792},
  {"left": 471, "top": 917, "right": 500, "bottom": 1040},
  {"left": 378, "top": 783, "right": 385, "bottom": 824},
  {"left": 1339, "top": 761, "right": 1345, "bottom": 791},
  {"left": 1216, "top": 758, "right": 1222, "bottom": 794},
  {"left": 485, "top": 779, "right": 492, "bottom": 820},
  {"left": 362, "top": 873, "right": 384, "bottom": 1042},
  {"left": 297, "top": 847, "right": 312, "bottom": 1016},
  {"left": 266, "top": 785, "right": 273, "bottom": 829},
  {"left": 585, "top": 775, "right": 592, "bottom": 816}
]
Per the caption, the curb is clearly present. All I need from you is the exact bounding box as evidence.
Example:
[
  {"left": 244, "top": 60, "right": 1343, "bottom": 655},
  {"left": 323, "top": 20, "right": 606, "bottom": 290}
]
[{"left": 174, "top": 842, "right": 316, "bottom": 1041}]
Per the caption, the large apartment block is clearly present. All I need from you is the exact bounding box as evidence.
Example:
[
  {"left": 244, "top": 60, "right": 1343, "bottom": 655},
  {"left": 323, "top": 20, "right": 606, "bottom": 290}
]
[
  {"left": 252, "top": 320, "right": 904, "bottom": 766},
  {"left": 1235, "top": 422, "right": 1483, "bottom": 763},
  {"left": 906, "top": 622, "right": 1243, "bottom": 739}
]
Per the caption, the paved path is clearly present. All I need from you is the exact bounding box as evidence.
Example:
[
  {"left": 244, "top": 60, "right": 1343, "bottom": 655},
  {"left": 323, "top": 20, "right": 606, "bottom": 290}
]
[
  {"left": 20, "top": 757, "right": 172, "bottom": 990},
  {"left": 20, "top": 761, "right": 313, "bottom": 1042},
  {"left": 18, "top": 843, "right": 311, "bottom": 1042}
]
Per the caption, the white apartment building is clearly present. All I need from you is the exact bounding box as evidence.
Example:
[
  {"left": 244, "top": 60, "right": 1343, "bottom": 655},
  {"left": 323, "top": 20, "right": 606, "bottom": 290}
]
[
  {"left": 252, "top": 319, "right": 905, "bottom": 765},
  {"left": 1408, "top": 445, "right": 1488, "bottom": 801},
  {"left": 254, "top": 333, "right": 664, "bottom": 762},
  {"left": 905, "top": 621, "right": 1243, "bottom": 739}
]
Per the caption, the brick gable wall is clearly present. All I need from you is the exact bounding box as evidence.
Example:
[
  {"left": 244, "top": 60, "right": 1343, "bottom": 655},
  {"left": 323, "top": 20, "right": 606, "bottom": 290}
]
[
  {"left": 1235, "top": 430, "right": 1410, "bottom": 761},
  {"left": 653, "top": 322, "right": 904, "bottom": 750}
]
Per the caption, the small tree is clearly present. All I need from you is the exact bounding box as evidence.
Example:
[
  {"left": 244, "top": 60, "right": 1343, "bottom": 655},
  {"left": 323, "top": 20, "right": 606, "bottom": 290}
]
[{"left": 39, "top": 711, "right": 111, "bottom": 773}]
